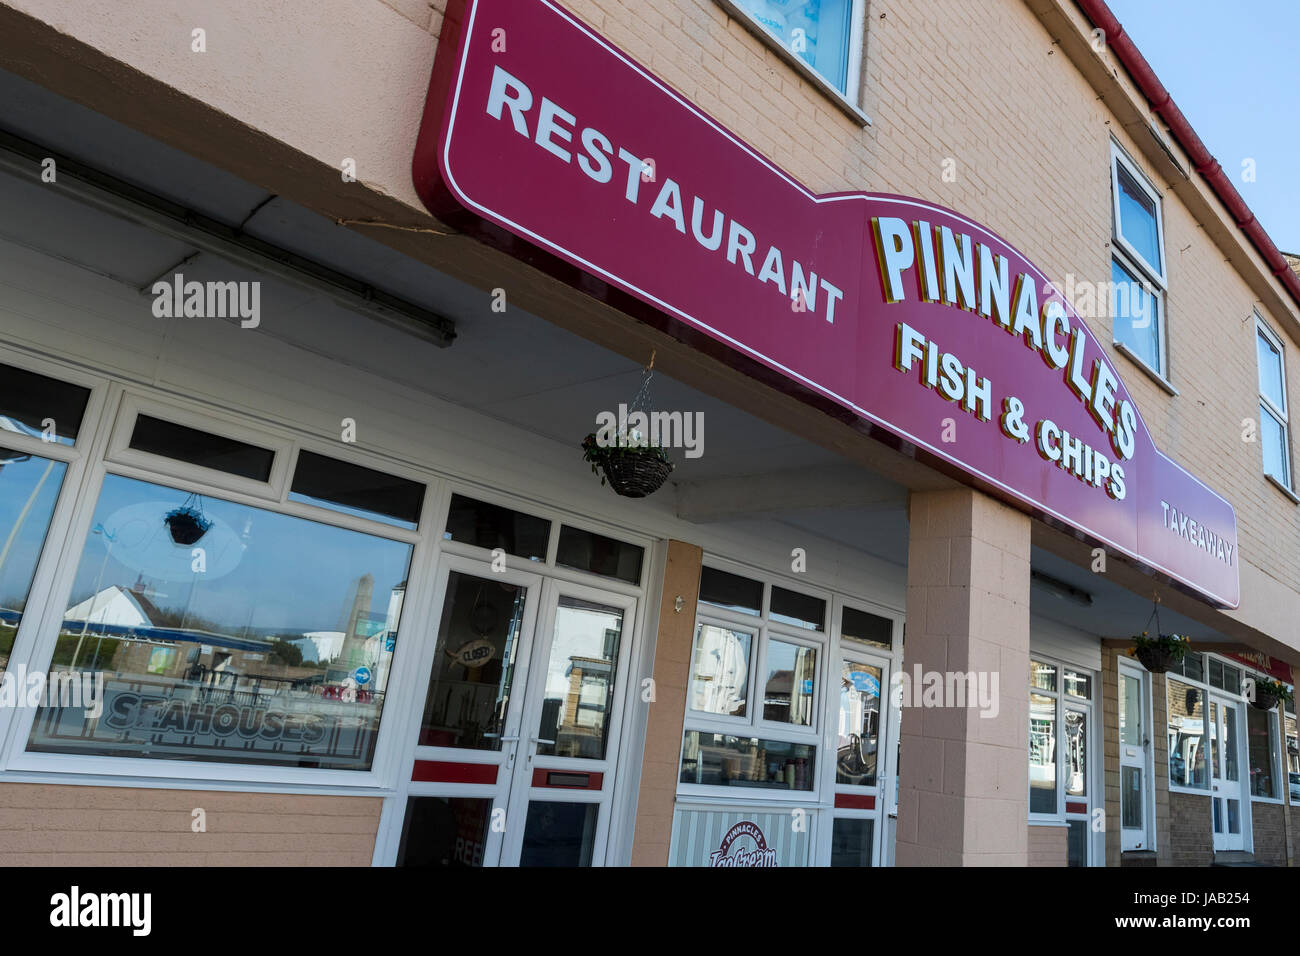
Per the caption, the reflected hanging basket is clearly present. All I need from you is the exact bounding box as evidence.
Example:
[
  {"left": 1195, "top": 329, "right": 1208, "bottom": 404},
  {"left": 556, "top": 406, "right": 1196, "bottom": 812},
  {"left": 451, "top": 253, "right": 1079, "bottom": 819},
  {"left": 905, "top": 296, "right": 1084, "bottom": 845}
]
[
  {"left": 165, "top": 494, "right": 212, "bottom": 546},
  {"left": 582, "top": 433, "right": 674, "bottom": 498}
]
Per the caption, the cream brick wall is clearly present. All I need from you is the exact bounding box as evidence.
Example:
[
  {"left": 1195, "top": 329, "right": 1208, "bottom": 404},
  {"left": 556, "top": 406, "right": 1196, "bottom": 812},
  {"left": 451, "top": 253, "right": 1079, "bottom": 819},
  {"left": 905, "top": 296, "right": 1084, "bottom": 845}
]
[{"left": 0, "top": 784, "right": 381, "bottom": 865}]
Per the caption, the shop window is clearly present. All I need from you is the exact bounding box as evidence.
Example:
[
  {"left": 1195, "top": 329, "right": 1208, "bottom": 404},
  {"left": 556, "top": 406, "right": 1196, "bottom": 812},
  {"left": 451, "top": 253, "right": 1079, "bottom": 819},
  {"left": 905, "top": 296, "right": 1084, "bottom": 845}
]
[
  {"left": 688, "top": 623, "right": 753, "bottom": 718},
  {"left": 1109, "top": 146, "right": 1168, "bottom": 379},
  {"left": 1256, "top": 318, "right": 1292, "bottom": 490},
  {"left": 0, "top": 449, "right": 68, "bottom": 679},
  {"left": 1285, "top": 703, "right": 1299, "bottom": 802},
  {"left": 762, "top": 638, "right": 817, "bottom": 725},
  {"left": 698, "top": 565, "right": 764, "bottom": 616},
  {"left": 443, "top": 493, "right": 550, "bottom": 560},
  {"left": 1029, "top": 692, "right": 1057, "bottom": 813},
  {"left": 0, "top": 362, "right": 90, "bottom": 445},
  {"left": 129, "top": 414, "right": 275, "bottom": 481},
  {"left": 289, "top": 450, "right": 424, "bottom": 529},
  {"left": 769, "top": 586, "right": 825, "bottom": 631},
  {"left": 1208, "top": 658, "right": 1242, "bottom": 694},
  {"left": 1169, "top": 650, "right": 1205, "bottom": 682},
  {"left": 722, "top": 0, "right": 863, "bottom": 97},
  {"left": 829, "top": 817, "right": 874, "bottom": 867},
  {"left": 27, "top": 473, "right": 413, "bottom": 770},
  {"left": 554, "top": 525, "right": 644, "bottom": 584},
  {"left": 840, "top": 604, "right": 891, "bottom": 650},
  {"left": 1029, "top": 657, "right": 1097, "bottom": 825},
  {"left": 396, "top": 795, "right": 491, "bottom": 867},
  {"left": 1067, "top": 820, "right": 1088, "bottom": 867},
  {"left": 1167, "top": 677, "right": 1209, "bottom": 789},
  {"left": 1247, "top": 705, "right": 1280, "bottom": 799},
  {"left": 678, "top": 730, "right": 816, "bottom": 790}
]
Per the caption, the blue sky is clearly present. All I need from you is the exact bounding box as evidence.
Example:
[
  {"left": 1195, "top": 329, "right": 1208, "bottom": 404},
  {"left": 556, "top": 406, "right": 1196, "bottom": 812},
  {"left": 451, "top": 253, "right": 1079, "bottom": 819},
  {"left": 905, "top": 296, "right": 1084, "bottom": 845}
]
[{"left": 1107, "top": 0, "right": 1299, "bottom": 254}]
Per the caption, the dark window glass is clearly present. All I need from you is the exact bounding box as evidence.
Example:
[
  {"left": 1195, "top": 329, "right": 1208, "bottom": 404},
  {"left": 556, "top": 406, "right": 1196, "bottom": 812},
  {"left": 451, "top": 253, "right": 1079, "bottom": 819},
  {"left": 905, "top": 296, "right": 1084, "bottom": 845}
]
[
  {"left": 830, "top": 817, "right": 874, "bottom": 867},
  {"left": 698, "top": 566, "right": 762, "bottom": 616},
  {"left": 443, "top": 494, "right": 550, "bottom": 560},
  {"left": 0, "top": 449, "right": 68, "bottom": 678},
  {"left": 678, "top": 731, "right": 815, "bottom": 790},
  {"left": 28, "top": 473, "right": 412, "bottom": 770},
  {"left": 0, "top": 363, "right": 89, "bottom": 446},
  {"left": 290, "top": 450, "right": 424, "bottom": 530},
  {"left": 841, "top": 606, "right": 892, "bottom": 650},
  {"left": 1248, "top": 706, "right": 1278, "bottom": 799},
  {"left": 396, "top": 796, "right": 491, "bottom": 867},
  {"left": 770, "top": 586, "right": 825, "bottom": 630},
  {"left": 129, "top": 415, "right": 274, "bottom": 481},
  {"left": 519, "top": 801, "right": 598, "bottom": 867},
  {"left": 555, "top": 525, "right": 643, "bottom": 584},
  {"left": 1067, "top": 820, "right": 1087, "bottom": 867}
]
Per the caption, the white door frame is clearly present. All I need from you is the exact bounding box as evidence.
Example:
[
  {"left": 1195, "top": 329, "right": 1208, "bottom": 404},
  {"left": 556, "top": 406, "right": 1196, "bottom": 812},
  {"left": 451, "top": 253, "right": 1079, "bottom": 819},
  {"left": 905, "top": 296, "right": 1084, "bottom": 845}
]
[
  {"left": 1118, "top": 659, "right": 1155, "bottom": 852},
  {"left": 1208, "top": 691, "right": 1250, "bottom": 853},
  {"left": 496, "top": 576, "right": 638, "bottom": 866}
]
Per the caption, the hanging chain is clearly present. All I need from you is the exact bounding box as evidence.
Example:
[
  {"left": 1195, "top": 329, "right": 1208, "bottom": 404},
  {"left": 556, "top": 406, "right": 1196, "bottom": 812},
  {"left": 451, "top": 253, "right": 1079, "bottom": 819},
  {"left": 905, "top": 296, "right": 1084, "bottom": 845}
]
[{"left": 628, "top": 350, "right": 656, "bottom": 415}]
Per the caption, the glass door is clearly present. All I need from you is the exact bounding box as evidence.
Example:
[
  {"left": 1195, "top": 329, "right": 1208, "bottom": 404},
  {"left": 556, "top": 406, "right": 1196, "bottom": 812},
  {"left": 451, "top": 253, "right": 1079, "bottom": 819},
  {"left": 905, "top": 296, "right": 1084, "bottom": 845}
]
[
  {"left": 822, "top": 649, "right": 889, "bottom": 866},
  {"left": 497, "top": 578, "right": 636, "bottom": 866},
  {"left": 1118, "top": 662, "right": 1151, "bottom": 851},
  {"left": 396, "top": 555, "right": 543, "bottom": 867},
  {"left": 1209, "top": 694, "right": 1246, "bottom": 852},
  {"left": 396, "top": 559, "right": 637, "bottom": 867}
]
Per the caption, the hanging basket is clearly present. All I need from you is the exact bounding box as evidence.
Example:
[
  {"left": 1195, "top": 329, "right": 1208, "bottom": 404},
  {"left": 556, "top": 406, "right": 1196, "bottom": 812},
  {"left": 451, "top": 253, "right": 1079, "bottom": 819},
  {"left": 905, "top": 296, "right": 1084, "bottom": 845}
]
[
  {"left": 165, "top": 506, "right": 211, "bottom": 545},
  {"left": 582, "top": 434, "right": 674, "bottom": 498},
  {"left": 1134, "top": 643, "right": 1179, "bottom": 674},
  {"left": 1252, "top": 690, "right": 1280, "bottom": 712}
]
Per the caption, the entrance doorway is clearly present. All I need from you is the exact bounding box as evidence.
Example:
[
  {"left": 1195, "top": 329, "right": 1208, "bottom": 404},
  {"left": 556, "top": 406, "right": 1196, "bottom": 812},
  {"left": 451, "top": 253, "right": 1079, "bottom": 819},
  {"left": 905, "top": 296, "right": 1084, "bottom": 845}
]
[
  {"left": 1209, "top": 693, "right": 1247, "bottom": 852},
  {"left": 1118, "top": 661, "right": 1153, "bottom": 852},
  {"left": 393, "top": 555, "right": 638, "bottom": 866}
]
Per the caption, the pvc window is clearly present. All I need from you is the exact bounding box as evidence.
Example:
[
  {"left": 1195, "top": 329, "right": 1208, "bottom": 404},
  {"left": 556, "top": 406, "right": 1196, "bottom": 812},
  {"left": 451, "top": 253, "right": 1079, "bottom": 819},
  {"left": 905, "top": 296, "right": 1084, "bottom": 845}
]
[
  {"left": 717, "top": 0, "right": 869, "bottom": 122},
  {"left": 1109, "top": 144, "right": 1169, "bottom": 379},
  {"left": 1256, "top": 317, "right": 1292, "bottom": 490},
  {"left": 1028, "top": 657, "right": 1096, "bottom": 826}
]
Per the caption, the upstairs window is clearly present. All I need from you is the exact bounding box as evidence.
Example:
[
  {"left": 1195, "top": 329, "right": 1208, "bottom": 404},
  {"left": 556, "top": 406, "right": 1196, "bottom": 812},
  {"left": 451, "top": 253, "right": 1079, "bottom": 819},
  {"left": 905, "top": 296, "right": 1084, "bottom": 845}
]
[
  {"left": 723, "top": 0, "right": 865, "bottom": 103},
  {"left": 1109, "top": 145, "right": 1168, "bottom": 380},
  {"left": 1256, "top": 317, "right": 1292, "bottom": 490}
]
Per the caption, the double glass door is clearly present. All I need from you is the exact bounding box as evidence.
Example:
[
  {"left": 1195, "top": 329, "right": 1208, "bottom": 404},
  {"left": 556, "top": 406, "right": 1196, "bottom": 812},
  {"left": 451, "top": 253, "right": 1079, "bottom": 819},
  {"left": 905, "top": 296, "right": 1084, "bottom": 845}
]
[
  {"left": 397, "top": 555, "right": 636, "bottom": 866},
  {"left": 1209, "top": 694, "right": 1246, "bottom": 852}
]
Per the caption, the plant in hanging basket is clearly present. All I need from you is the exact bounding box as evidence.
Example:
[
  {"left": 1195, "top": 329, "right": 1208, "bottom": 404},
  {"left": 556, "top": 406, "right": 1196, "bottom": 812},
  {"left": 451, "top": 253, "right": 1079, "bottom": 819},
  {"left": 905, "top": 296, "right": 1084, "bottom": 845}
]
[
  {"left": 165, "top": 506, "right": 212, "bottom": 545},
  {"left": 582, "top": 431, "right": 674, "bottom": 498},
  {"left": 1249, "top": 676, "right": 1293, "bottom": 712},
  {"left": 1126, "top": 631, "right": 1189, "bottom": 673}
]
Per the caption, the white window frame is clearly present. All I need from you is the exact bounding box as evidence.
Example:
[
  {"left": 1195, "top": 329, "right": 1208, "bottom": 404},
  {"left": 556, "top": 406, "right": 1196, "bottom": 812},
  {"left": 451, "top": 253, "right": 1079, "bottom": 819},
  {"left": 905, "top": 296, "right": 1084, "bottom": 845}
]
[
  {"left": 1246, "top": 701, "right": 1285, "bottom": 805},
  {"left": 1027, "top": 657, "right": 1097, "bottom": 823},
  {"left": 1256, "top": 315, "right": 1293, "bottom": 493},
  {"left": 715, "top": 0, "right": 871, "bottom": 126},
  {"left": 1110, "top": 142, "right": 1167, "bottom": 287},
  {"left": 1109, "top": 142, "right": 1170, "bottom": 383}
]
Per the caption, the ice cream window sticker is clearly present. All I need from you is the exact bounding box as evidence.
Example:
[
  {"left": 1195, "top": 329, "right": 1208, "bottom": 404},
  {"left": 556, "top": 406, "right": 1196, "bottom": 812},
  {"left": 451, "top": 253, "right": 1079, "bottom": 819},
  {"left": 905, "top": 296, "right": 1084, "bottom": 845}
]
[{"left": 669, "top": 808, "right": 811, "bottom": 867}]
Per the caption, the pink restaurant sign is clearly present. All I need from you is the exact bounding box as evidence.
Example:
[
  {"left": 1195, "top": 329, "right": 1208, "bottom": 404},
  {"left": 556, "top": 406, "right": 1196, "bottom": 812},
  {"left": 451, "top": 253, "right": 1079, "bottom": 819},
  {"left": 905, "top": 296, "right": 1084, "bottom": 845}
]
[{"left": 413, "top": 0, "right": 1240, "bottom": 608}]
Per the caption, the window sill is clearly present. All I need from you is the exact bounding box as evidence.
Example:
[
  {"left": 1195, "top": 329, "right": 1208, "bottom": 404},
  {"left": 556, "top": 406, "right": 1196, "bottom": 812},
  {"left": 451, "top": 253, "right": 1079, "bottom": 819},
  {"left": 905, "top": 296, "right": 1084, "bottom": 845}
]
[
  {"left": 1168, "top": 784, "right": 1212, "bottom": 797},
  {"left": 715, "top": 0, "right": 872, "bottom": 129},
  {"left": 1250, "top": 795, "right": 1285, "bottom": 805},
  {"left": 1265, "top": 472, "right": 1300, "bottom": 504},
  {"left": 1113, "top": 341, "right": 1178, "bottom": 396},
  {"left": 1028, "top": 818, "right": 1070, "bottom": 827}
]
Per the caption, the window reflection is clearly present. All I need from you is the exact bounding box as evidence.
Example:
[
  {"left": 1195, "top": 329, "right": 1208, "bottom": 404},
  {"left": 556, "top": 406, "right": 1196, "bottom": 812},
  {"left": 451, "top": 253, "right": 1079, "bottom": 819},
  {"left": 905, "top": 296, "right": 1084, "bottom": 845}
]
[
  {"left": 535, "top": 597, "right": 622, "bottom": 760},
  {"left": 1029, "top": 692, "right": 1056, "bottom": 813},
  {"left": 1167, "top": 678, "right": 1207, "bottom": 788},
  {"left": 689, "top": 624, "right": 751, "bottom": 718},
  {"left": 0, "top": 448, "right": 67, "bottom": 679},
  {"left": 28, "top": 474, "right": 412, "bottom": 770},
  {"left": 837, "top": 660, "right": 880, "bottom": 786},
  {"left": 763, "top": 639, "right": 816, "bottom": 725}
]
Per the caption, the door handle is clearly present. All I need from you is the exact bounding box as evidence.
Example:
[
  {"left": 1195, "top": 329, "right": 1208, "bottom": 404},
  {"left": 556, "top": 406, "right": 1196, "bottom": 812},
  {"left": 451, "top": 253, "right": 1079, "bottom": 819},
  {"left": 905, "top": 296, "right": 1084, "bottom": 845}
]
[
  {"left": 532, "top": 737, "right": 556, "bottom": 746},
  {"left": 485, "top": 733, "right": 520, "bottom": 742}
]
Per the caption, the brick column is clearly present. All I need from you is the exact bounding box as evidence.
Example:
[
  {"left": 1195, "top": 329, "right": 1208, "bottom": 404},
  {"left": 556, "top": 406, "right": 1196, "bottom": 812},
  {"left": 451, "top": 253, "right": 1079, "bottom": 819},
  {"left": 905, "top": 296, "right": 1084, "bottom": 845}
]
[
  {"left": 629, "top": 539, "right": 702, "bottom": 866},
  {"left": 896, "top": 488, "right": 1031, "bottom": 865}
]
